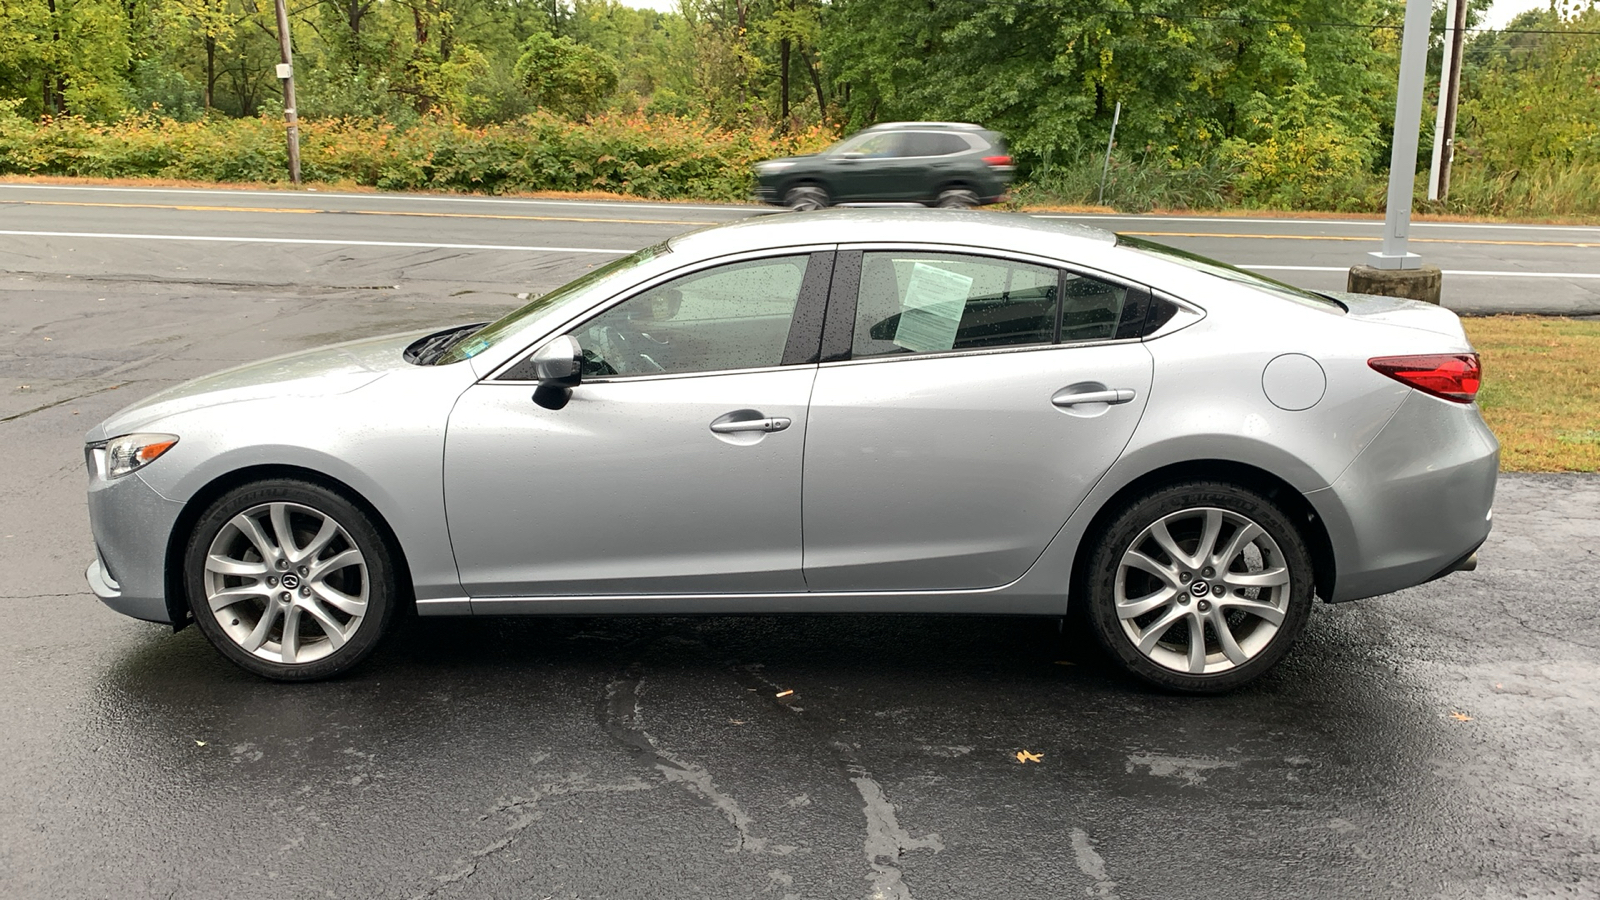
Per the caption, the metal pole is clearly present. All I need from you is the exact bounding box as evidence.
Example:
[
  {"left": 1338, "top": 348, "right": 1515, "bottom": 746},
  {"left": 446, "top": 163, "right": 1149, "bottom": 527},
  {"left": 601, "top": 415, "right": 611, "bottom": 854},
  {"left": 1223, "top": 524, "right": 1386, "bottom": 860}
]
[
  {"left": 1097, "top": 101, "right": 1121, "bottom": 206},
  {"left": 1370, "top": 0, "right": 1432, "bottom": 269},
  {"left": 1436, "top": 0, "right": 1468, "bottom": 200},
  {"left": 1427, "top": 0, "right": 1459, "bottom": 201},
  {"left": 273, "top": 0, "right": 302, "bottom": 185}
]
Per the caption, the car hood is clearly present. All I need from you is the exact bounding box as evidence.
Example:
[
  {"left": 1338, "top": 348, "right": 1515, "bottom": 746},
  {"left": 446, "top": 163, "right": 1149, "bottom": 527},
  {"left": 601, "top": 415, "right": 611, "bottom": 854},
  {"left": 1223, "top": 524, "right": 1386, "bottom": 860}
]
[
  {"left": 88, "top": 330, "right": 430, "bottom": 441},
  {"left": 1323, "top": 291, "right": 1469, "bottom": 342}
]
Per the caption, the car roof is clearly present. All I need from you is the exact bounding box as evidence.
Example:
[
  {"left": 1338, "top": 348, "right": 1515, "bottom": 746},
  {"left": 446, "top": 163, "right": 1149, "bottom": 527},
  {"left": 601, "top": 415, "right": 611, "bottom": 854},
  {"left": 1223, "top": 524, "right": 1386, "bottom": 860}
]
[
  {"left": 862, "top": 121, "right": 984, "bottom": 131},
  {"left": 667, "top": 209, "right": 1116, "bottom": 262}
]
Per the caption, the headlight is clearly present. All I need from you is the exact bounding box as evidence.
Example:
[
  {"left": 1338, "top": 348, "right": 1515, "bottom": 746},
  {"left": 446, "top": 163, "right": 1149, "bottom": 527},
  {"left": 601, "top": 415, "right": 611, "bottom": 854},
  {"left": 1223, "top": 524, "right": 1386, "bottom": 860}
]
[
  {"left": 99, "top": 433, "right": 179, "bottom": 479},
  {"left": 756, "top": 161, "right": 796, "bottom": 174}
]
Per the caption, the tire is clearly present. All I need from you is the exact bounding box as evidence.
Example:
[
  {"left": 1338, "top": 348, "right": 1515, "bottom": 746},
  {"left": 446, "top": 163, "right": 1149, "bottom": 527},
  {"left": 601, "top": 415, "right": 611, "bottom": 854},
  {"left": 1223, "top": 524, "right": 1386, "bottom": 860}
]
[
  {"left": 785, "top": 184, "right": 829, "bottom": 211},
  {"left": 1080, "top": 481, "right": 1314, "bottom": 693},
  {"left": 935, "top": 189, "right": 980, "bottom": 209},
  {"left": 185, "top": 478, "right": 398, "bottom": 681}
]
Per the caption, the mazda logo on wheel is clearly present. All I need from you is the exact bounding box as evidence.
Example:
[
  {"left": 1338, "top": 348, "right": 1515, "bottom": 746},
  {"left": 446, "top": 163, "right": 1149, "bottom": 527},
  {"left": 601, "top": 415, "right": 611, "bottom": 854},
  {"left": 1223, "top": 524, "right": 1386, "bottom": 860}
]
[{"left": 280, "top": 572, "right": 301, "bottom": 589}]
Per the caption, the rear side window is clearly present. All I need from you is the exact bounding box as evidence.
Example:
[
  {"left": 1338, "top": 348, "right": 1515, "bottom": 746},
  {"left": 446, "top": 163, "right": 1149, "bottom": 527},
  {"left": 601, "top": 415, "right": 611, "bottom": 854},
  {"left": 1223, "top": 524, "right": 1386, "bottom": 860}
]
[
  {"left": 902, "top": 132, "right": 972, "bottom": 157},
  {"left": 850, "top": 252, "right": 1059, "bottom": 358}
]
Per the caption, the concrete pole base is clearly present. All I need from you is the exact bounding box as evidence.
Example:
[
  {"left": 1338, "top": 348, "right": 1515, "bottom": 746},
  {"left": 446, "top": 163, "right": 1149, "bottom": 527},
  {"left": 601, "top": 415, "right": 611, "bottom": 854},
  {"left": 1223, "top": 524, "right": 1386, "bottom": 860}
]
[{"left": 1347, "top": 264, "right": 1443, "bottom": 304}]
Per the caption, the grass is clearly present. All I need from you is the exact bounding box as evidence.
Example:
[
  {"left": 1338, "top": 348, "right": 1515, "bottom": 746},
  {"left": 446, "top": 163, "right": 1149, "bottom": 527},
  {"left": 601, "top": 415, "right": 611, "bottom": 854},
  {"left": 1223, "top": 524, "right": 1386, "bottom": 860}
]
[{"left": 1465, "top": 316, "right": 1600, "bottom": 472}]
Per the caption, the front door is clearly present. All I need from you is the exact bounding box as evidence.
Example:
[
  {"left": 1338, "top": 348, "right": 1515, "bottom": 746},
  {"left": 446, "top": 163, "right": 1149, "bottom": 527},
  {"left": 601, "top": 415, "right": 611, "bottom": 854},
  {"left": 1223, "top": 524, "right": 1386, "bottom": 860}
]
[
  {"left": 802, "top": 249, "right": 1155, "bottom": 592},
  {"left": 444, "top": 252, "right": 829, "bottom": 597}
]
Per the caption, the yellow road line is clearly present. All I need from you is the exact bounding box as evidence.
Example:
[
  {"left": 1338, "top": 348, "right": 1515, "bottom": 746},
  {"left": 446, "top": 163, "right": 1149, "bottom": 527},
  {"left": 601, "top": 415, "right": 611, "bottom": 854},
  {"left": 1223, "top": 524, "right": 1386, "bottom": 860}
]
[
  {"left": 1, "top": 199, "right": 706, "bottom": 226},
  {"left": 1118, "top": 230, "right": 1595, "bottom": 248}
]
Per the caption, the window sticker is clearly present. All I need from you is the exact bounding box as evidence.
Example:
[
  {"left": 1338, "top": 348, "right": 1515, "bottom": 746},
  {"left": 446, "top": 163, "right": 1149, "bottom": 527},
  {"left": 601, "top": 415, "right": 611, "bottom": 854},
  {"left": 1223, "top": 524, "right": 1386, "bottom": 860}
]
[{"left": 893, "top": 262, "right": 975, "bottom": 353}]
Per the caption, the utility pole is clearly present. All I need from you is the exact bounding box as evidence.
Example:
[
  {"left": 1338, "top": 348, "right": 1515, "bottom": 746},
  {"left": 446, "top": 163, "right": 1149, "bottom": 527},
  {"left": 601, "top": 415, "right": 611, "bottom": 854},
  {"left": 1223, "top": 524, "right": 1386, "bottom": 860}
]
[
  {"left": 1428, "top": 0, "right": 1469, "bottom": 201},
  {"left": 272, "top": 0, "right": 302, "bottom": 185},
  {"left": 1097, "top": 101, "right": 1121, "bottom": 207},
  {"left": 1347, "top": 0, "right": 1443, "bottom": 303}
]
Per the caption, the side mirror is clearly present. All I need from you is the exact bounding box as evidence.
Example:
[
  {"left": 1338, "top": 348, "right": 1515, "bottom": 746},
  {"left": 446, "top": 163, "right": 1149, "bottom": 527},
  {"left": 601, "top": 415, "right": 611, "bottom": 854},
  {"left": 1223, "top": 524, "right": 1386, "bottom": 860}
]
[{"left": 530, "top": 336, "right": 581, "bottom": 410}]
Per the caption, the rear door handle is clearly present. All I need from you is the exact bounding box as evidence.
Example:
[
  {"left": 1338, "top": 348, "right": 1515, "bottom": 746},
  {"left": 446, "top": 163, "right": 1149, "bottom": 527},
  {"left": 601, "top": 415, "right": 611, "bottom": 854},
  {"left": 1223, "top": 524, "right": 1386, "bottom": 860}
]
[
  {"left": 709, "top": 416, "right": 792, "bottom": 434},
  {"left": 1051, "top": 388, "right": 1136, "bottom": 408}
]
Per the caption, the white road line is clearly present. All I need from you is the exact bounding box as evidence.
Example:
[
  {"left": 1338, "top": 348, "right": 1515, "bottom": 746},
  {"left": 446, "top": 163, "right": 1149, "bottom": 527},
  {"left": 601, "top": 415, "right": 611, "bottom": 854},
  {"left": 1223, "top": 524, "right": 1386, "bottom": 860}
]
[
  {"left": 0, "top": 229, "right": 629, "bottom": 254},
  {"left": 1038, "top": 213, "right": 1600, "bottom": 234},
  {"left": 1242, "top": 264, "right": 1600, "bottom": 279},
  {"left": 0, "top": 183, "right": 752, "bottom": 214}
]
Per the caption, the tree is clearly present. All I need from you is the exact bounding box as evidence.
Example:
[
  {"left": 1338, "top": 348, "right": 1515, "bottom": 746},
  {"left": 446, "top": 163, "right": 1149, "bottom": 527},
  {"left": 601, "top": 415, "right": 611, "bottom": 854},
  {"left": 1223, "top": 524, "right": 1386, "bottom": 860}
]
[{"left": 513, "top": 29, "right": 618, "bottom": 119}]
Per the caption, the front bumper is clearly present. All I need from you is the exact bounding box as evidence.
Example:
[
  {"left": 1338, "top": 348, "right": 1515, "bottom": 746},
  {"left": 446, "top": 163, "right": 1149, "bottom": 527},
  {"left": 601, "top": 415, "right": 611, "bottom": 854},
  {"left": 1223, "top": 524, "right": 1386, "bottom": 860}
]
[
  {"left": 85, "top": 469, "right": 185, "bottom": 624},
  {"left": 1310, "top": 391, "right": 1499, "bottom": 602}
]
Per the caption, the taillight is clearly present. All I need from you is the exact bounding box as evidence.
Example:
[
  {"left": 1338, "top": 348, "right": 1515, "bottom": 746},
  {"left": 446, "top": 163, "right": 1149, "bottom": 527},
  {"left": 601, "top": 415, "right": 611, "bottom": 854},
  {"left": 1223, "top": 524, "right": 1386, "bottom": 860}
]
[
  {"left": 983, "top": 155, "right": 1012, "bottom": 167},
  {"left": 1368, "top": 353, "right": 1481, "bottom": 403}
]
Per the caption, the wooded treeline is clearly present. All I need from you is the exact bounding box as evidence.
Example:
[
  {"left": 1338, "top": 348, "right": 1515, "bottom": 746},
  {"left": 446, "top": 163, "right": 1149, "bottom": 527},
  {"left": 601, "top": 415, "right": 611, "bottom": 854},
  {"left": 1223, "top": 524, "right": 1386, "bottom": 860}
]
[{"left": 1, "top": 0, "right": 1597, "bottom": 213}]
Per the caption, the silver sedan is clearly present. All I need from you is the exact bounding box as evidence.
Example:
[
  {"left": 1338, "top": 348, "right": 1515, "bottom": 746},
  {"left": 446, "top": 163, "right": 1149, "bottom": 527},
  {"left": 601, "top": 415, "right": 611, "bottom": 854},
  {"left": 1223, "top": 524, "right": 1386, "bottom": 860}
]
[{"left": 83, "top": 211, "right": 1497, "bottom": 691}]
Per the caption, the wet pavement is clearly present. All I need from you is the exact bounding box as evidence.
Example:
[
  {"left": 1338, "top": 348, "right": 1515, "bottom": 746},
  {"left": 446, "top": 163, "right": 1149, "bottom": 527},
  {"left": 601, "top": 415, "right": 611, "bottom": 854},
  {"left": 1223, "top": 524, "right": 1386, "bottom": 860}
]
[{"left": 2, "top": 223, "right": 1598, "bottom": 899}]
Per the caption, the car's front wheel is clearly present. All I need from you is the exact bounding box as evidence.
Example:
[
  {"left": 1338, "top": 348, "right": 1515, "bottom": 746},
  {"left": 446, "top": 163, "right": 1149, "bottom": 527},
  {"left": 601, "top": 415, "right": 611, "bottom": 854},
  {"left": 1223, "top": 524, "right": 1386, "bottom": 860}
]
[
  {"left": 185, "top": 479, "right": 398, "bottom": 681},
  {"left": 1081, "top": 482, "right": 1314, "bottom": 693},
  {"left": 785, "top": 185, "right": 829, "bottom": 211}
]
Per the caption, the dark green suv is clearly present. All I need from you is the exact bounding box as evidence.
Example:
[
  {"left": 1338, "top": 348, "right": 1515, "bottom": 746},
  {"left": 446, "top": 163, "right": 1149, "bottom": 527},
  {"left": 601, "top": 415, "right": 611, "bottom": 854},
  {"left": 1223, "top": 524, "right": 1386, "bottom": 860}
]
[{"left": 753, "top": 122, "right": 1013, "bottom": 210}]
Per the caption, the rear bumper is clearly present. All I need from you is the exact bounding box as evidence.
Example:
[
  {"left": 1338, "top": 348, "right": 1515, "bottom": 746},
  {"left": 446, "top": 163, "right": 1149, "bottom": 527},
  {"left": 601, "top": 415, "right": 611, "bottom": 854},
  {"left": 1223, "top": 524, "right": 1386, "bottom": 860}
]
[{"left": 1310, "top": 391, "right": 1499, "bottom": 602}]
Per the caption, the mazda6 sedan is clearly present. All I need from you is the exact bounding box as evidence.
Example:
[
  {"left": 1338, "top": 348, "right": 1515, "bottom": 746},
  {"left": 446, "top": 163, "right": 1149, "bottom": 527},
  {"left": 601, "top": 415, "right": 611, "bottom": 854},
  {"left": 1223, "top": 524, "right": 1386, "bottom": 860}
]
[{"left": 84, "top": 210, "right": 1497, "bottom": 692}]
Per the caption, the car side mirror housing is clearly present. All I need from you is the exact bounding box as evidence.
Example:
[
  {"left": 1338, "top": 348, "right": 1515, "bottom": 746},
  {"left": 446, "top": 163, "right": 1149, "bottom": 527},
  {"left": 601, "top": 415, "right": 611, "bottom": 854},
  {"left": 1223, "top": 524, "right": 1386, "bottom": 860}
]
[{"left": 530, "top": 336, "right": 582, "bottom": 409}]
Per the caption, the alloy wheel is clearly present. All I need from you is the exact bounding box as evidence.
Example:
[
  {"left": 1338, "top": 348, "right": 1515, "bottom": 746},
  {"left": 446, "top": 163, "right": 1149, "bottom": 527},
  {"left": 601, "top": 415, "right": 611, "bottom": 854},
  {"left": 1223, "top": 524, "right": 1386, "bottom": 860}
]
[
  {"left": 202, "top": 501, "right": 369, "bottom": 665},
  {"left": 1114, "top": 507, "right": 1291, "bottom": 675}
]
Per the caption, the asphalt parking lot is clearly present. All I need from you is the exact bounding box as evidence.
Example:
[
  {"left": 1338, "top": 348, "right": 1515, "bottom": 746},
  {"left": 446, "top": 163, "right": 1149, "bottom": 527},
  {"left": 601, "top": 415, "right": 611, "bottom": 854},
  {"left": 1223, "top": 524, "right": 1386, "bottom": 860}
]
[{"left": 2, "top": 197, "right": 1598, "bottom": 899}]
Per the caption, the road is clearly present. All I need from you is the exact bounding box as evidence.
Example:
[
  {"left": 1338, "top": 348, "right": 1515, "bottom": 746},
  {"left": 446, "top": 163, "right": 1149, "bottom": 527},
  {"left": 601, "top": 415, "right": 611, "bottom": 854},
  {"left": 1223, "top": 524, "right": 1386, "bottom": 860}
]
[
  {"left": 1, "top": 182, "right": 1598, "bottom": 899},
  {"left": 2, "top": 182, "right": 1599, "bottom": 314}
]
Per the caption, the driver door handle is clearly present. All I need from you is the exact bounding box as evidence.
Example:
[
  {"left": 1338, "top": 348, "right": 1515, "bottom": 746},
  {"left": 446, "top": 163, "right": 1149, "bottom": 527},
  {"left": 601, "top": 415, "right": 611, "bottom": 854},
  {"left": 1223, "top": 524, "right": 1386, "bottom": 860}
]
[
  {"left": 709, "top": 416, "right": 792, "bottom": 434},
  {"left": 1051, "top": 387, "right": 1136, "bottom": 408}
]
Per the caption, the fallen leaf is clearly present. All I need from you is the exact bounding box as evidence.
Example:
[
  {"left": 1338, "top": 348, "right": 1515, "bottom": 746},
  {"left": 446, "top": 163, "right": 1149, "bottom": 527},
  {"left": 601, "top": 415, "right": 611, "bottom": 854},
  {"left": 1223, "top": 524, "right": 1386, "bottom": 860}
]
[
  {"left": 42, "top": 337, "right": 51, "bottom": 341},
  {"left": 194, "top": 740, "right": 207, "bottom": 746},
  {"left": 775, "top": 689, "right": 794, "bottom": 698},
  {"left": 1448, "top": 711, "right": 1473, "bottom": 722},
  {"left": 728, "top": 718, "right": 746, "bottom": 725},
  {"left": 1016, "top": 750, "right": 1043, "bottom": 764}
]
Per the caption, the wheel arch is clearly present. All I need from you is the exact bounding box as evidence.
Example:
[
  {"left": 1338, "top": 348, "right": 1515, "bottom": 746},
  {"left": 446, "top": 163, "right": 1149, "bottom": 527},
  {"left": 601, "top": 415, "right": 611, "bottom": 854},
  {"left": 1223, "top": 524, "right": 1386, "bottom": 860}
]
[
  {"left": 162, "top": 464, "right": 416, "bottom": 631},
  {"left": 1067, "top": 459, "right": 1338, "bottom": 609}
]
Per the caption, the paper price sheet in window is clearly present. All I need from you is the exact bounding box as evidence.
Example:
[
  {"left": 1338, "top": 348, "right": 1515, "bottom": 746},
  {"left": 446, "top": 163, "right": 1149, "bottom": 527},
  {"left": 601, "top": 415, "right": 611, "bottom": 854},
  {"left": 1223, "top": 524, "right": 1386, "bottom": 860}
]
[{"left": 893, "top": 262, "right": 975, "bottom": 353}]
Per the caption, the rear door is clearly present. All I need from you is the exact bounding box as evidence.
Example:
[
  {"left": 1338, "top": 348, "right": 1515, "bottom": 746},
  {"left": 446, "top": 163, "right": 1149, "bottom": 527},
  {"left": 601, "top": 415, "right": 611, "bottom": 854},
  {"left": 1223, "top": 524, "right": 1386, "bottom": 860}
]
[{"left": 801, "top": 248, "right": 1155, "bottom": 592}]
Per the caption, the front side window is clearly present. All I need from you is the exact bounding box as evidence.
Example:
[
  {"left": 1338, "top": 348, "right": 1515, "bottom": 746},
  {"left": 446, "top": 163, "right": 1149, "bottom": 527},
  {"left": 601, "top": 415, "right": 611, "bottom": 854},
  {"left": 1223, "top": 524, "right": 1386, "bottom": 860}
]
[
  {"left": 851, "top": 252, "right": 1061, "bottom": 359},
  {"left": 574, "top": 255, "right": 809, "bottom": 377},
  {"left": 830, "top": 132, "right": 904, "bottom": 158}
]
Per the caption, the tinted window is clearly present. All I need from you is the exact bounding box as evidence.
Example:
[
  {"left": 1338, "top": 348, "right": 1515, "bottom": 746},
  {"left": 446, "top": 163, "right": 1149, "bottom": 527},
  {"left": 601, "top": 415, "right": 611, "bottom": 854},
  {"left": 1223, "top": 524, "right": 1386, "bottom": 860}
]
[
  {"left": 1059, "top": 273, "right": 1130, "bottom": 343},
  {"left": 851, "top": 252, "right": 1059, "bottom": 359},
  {"left": 831, "top": 131, "right": 903, "bottom": 158},
  {"left": 902, "top": 132, "right": 971, "bottom": 157},
  {"left": 574, "top": 256, "right": 808, "bottom": 377}
]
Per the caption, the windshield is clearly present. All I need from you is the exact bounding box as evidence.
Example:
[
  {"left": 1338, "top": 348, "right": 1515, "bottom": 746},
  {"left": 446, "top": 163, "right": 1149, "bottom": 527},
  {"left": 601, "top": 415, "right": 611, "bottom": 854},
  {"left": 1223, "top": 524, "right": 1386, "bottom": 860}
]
[
  {"left": 1117, "top": 235, "right": 1344, "bottom": 312},
  {"left": 435, "top": 244, "right": 667, "bottom": 365}
]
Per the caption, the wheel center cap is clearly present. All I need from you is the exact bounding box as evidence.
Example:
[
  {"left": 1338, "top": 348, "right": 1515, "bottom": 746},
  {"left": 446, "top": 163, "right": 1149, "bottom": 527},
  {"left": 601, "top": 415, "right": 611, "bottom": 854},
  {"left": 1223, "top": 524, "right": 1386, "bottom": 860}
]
[
  {"left": 1189, "top": 579, "right": 1210, "bottom": 598},
  {"left": 280, "top": 572, "right": 301, "bottom": 590}
]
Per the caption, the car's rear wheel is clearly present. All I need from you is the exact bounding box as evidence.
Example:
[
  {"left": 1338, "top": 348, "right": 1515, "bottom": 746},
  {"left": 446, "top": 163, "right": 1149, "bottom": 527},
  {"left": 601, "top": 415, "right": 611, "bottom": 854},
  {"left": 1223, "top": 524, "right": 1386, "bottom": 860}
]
[
  {"left": 785, "top": 185, "right": 829, "bottom": 211},
  {"left": 935, "top": 189, "right": 980, "bottom": 209},
  {"left": 1081, "top": 482, "right": 1314, "bottom": 693},
  {"left": 185, "top": 479, "right": 397, "bottom": 681}
]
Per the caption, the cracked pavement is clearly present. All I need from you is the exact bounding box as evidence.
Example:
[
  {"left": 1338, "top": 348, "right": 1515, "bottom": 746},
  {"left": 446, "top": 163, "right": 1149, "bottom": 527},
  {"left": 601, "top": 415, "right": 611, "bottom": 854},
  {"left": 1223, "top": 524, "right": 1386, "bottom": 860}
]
[{"left": 2, "top": 196, "right": 1598, "bottom": 899}]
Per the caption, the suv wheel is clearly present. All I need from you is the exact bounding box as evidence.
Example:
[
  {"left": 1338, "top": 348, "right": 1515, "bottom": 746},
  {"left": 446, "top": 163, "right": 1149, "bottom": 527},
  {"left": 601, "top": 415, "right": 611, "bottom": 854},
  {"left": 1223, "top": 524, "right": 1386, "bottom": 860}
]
[
  {"left": 936, "top": 189, "right": 979, "bottom": 209},
  {"left": 785, "top": 185, "right": 829, "bottom": 211}
]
